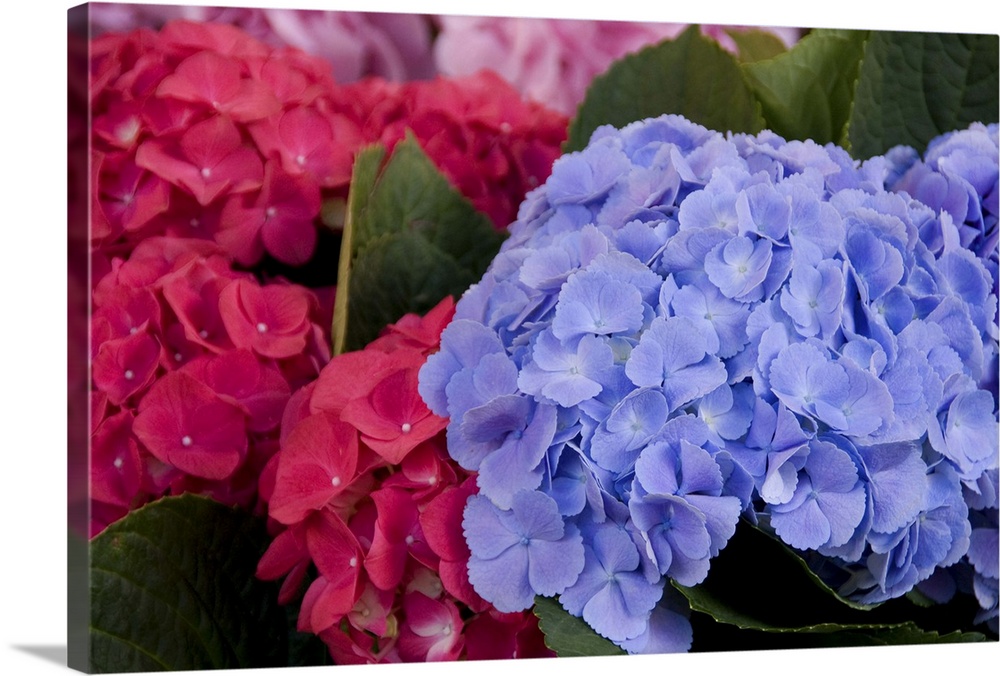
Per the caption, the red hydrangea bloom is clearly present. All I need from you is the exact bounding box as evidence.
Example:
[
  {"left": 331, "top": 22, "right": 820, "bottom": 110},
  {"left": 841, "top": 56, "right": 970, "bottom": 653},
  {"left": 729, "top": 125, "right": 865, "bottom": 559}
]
[
  {"left": 91, "top": 21, "right": 567, "bottom": 271},
  {"left": 346, "top": 69, "right": 568, "bottom": 229},
  {"left": 90, "top": 21, "right": 362, "bottom": 265},
  {"left": 89, "top": 237, "right": 330, "bottom": 535},
  {"left": 258, "top": 298, "right": 553, "bottom": 663}
]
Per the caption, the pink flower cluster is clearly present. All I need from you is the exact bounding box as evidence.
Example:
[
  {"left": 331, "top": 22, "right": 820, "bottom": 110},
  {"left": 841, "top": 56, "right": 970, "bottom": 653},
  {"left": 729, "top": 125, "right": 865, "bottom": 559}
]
[
  {"left": 88, "top": 3, "right": 436, "bottom": 83},
  {"left": 90, "top": 20, "right": 367, "bottom": 267},
  {"left": 433, "top": 16, "right": 801, "bottom": 115},
  {"left": 90, "top": 20, "right": 568, "bottom": 266},
  {"left": 89, "top": 237, "right": 330, "bottom": 535},
  {"left": 344, "top": 70, "right": 568, "bottom": 230},
  {"left": 257, "top": 298, "right": 552, "bottom": 663}
]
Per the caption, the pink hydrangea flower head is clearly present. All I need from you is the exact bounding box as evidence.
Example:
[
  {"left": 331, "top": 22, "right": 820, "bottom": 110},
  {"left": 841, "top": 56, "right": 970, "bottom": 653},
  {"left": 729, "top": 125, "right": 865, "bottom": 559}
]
[
  {"left": 89, "top": 238, "right": 331, "bottom": 535},
  {"left": 258, "top": 298, "right": 553, "bottom": 662},
  {"left": 89, "top": 4, "right": 436, "bottom": 83},
  {"left": 433, "top": 15, "right": 799, "bottom": 115},
  {"left": 358, "top": 70, "right": 568, "bottom": 228}
]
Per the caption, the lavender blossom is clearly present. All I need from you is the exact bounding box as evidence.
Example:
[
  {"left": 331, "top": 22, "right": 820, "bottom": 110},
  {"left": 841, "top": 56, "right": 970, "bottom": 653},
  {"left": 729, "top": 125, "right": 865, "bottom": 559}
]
[{"left": 419, "top": 114, "right": 999, "bottom": 649}]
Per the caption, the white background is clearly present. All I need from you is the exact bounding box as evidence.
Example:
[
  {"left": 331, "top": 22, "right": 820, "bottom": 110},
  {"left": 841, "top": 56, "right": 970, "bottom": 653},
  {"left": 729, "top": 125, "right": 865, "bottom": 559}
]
[{"left": 1, "top": 1, "right": 997, "bottom": 675}]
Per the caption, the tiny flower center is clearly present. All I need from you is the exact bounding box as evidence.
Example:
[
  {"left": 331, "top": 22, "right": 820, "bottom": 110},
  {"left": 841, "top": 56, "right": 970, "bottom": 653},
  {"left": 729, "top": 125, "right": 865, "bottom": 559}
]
[
  {"left": 442, "top": 625, "right": 453, "bottom": 636},
  {"left": 265, "top": 207, "right": 277, "bottom": 219},
  {"left": 128, "top": 326, "right": 138, "bottom": 335},
  {"left": 123, "top": 369, "right": 134, "bottom": 381},
  {"left": 200, "top": 167, "right": 212, "bottom": 179},
  {"left": 199, "top": 329, "right": 209, "bottom": 338},
  {"left": 174, "top": 352, "right": 183, "bottom": 362},
  {"left": 331, "top": 476, "right": 342, "bottom": 487},
  {"left": 181, "top": 435, "right": 193, "bottom": 447},
  {"left": 348, "top": 556, "right": 358, "bottom": 567},
  {"left": 401, "top": 423, "right": 412, "bottom": 434},
  {"left": 256, "top": 322, "right": 268, "bottom": 333},
  {"left": 520, "top": 536, "right": 530, "bottom": 546},
  {"left": 296, "top": 154, "right": 306, "bottom": 166},
  {"left": 361, "top": 608, "right": 370, "bottom": 617},
  {"left": 113, "top": 457, "right": 124, "bottom": 469},
  {"left": 115, "top": 117, "right": 140, "bottom": 144},
  {"left": 405, "top": 535, "right": 415, "bottom": 546},
  {"left": 427, "top": 475, "right": 437, "bottom": 485},
  {"left": 190, "top": 218, "right": 200, "bottom": 229}
]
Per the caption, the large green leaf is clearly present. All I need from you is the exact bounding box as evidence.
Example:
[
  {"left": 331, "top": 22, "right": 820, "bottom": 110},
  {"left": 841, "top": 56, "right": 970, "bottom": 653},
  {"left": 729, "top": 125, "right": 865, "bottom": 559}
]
[
  {"left": 674, "top": 523, "right": 987, "bottom": 650},
  {"left": 89, "top": 495, "right": 287, "bottom": 673},
  {"left": 533, "top": 596, "right": 626, "bottom": 657},
  {"left": 742, "top": 29, "right": 869, "bottom": 145},
  {"left": 847, "top": 31, "right": 999, "bottom": 158},
  {"left": 332, "top": 135, "right": 506, "bottom": 354},
  {"left": 566, "top": 25, "right": 765, "bottom": 152}
]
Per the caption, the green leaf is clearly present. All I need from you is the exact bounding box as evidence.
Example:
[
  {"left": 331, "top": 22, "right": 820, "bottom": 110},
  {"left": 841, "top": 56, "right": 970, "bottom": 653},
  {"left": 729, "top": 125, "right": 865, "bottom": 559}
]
[
  {"left": 675, "top": 522, "right": 987, "bottom": 650},
  {"left": 331, "top": 144, "right": 385, "bottom": 356},
  {"left": 847, "top": 31, "right": 999, "bottom": 158},
  {"left": 566, "top": 25, "right": 765, "bottom": 152},
  {"left": 332, "top": 136, "right": 506, "bottom": 354},
  {"left": 533, "top": 596, "right": 626, "bottom": 657},
  {"left": 725, "top": 28, "right": 789, "bottom": 63},
  {"left": 675, "top": 521, "right": 873, "bottom": 631},
  {"left": 741, "top": 28, "right": 870, "bottom": 145},
  {"left": 89, "top": 495, "right": 287, "bottom": 673}
]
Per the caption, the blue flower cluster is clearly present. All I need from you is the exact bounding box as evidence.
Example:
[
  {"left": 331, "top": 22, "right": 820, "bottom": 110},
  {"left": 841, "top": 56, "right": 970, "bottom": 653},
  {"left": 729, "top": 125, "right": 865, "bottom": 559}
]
[
  {"left": 883, "top": 123, "right": 1000, "bottom": 631},
  {"left": 418, "top": 114, "right": 1000, "bottom": 650}
]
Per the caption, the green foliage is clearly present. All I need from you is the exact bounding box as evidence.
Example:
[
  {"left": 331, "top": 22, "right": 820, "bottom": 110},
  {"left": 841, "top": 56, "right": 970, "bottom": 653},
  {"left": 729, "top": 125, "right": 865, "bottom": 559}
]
[
  {"left": 566, "top": 25, "right": 765, "bottom": 151},
  {"left": 675, "top": 524, "right": 987, "bottom": 649},
  {"left": 88, "top": 495, "right": 287, "bottom": 673},
  {"left": 568, "top": 26, "right": 997, "bottom": 159},
  {"left": 742, "top": 29, "right": 869, "bottom": 145},
  {"left": 332, "top": 136, "right": 506, "bottom": 354},
  {"left": 724, "top": 28, "right": 790, "bottom": 63},
  {"left": 846, "top": 31, "right": 1000, "bottom": 157}
]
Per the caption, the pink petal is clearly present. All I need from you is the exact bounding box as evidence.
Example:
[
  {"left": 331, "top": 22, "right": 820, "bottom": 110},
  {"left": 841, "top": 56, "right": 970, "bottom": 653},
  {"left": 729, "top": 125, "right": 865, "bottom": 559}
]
[{"left": 268, "top": 412, "right": 359, "bottom": 524}]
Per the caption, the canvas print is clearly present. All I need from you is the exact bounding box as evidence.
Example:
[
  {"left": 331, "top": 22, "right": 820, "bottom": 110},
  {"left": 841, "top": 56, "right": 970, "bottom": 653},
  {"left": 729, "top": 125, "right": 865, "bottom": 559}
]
[{"left": 67, "top": 2, "right": 999, "bottom": 673}]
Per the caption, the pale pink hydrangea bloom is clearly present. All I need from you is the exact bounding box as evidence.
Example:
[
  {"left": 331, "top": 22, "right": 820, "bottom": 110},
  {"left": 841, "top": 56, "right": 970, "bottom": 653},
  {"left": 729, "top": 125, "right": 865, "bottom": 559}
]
[
  {"left": 87, "top": 3, "right": 435, "bottom": 82},
  {"left": 433, "top": 16, "right": 801, "bottom": 115}
]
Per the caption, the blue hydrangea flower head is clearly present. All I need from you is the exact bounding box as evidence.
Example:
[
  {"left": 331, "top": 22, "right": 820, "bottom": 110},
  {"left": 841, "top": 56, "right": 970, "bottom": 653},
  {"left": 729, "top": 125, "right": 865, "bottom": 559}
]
[{"left": 419, "top": 113, "right": 1000, "bottom": 650}]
